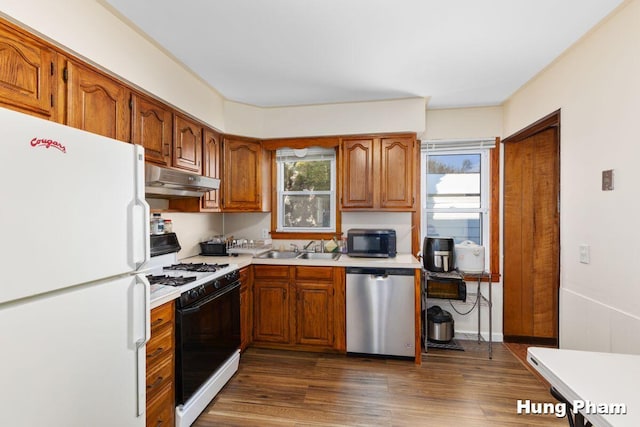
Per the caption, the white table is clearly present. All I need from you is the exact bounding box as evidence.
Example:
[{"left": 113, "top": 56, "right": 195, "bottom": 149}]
[{"left": 527, "top": 347, "right": 640, "bottom": 427}]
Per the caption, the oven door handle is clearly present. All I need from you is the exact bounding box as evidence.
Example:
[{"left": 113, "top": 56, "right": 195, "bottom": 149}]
[{"left": 180, "top": 281, "right": 240, "bottom": 315}]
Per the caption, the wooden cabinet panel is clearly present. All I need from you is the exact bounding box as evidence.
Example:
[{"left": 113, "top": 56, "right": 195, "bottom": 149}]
[
  {"left": 146, "top": 382, "right": 173, "bottom": 427},
  {"left": 340, "top": 134, "right": 416, "bottom": 211},
  {"left": 146, "top": 302, "right": 175, "bottom": 427},
  {"left": 0, "top": 21, "right": 55, "bottom": 118},
  {"left": 295, "top": 266, "right": 334, "bottom": 281},
  {"left": 131, "top": 92, "right": 172, "bottom": 166},
  {"left": 253, "top": 265, "right": 341, "bottom": 351},
  {"left": 380, "top": 137, "right": 415, "bottom": 209},
  {"left": 341, "top": 138, "right": 374, "bottom": 209},
  {"left": 254, "top": 265, "right": 290, "bottom": 279},
  {"left": 173, "top": 113, "right": 202, "bottom": 173},
  {"left": 253, "top": 280, "right": 290, "bottom": 344},
  {"left": 295, "top": 282, "right": 334, "bottom": 347},
  {"left": 202, "top": 128, "right": 221, "bottom": 210},
  {"left": 222, "top": 136, "right": 270, "bottom": 212},
  {"left": 239, "top": 266, "right": 253, "bottom": 351},
  {"left": 66, "top": 60, "right": 130, "bottom": 142}
]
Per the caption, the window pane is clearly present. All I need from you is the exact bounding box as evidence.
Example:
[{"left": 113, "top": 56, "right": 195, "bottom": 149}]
[
  {"left": 426, "top": 154, "right": 480, "bottom": 209},
  {"left": 283, "top": 194, "right": 331, "bottom": 228},
  {"left": 283, "top": 160, "right": 331, "bottom": 191},
  {"left": 426, "top": 212, "right": 481, "bottom": 245}
]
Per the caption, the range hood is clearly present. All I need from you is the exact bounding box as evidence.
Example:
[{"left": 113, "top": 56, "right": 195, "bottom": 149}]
[{"left": 145, "top": 163, "right": 220, "bottom": 199}]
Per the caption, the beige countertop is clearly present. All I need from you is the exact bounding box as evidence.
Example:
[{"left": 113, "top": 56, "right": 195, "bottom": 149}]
[
  {"left": 151, "top": 252, "right": 422, "bottom": 308},
  {"left": 182, "top": 252, "right": 422, "bottom": 269}
]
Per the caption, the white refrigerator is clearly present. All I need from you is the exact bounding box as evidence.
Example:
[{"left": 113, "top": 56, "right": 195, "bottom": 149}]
[{"left": 0, "top": 107, "right": 151, "bottom": 427}]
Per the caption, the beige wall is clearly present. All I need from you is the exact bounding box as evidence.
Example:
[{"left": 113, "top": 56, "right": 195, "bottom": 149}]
[
  {"left": 225, "top": 98, "right": 426, "bottom": 138},
  {"left": 503, "top": 0, "right": 640, "bottom": 354},
  {"left": 424, "top": 106, "right": 503, "bottom": 140}
]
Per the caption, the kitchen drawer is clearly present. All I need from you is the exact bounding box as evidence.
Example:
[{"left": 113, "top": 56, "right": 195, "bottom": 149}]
[
  {"left": 295, "top": 266, "right": 333, "bottom": 281},
  {"left": 146, "top": 356, "right": 173, "bottom": 401},
  {"left": 150, "top": 301, "right": 174, "bottom": 335},
  {"left": 254, "top": 265, "right": 289, "bottom": 279},
  {"left": 146, "top": 323, "right": 173, "bottom": 367},
  {"left": 146, "top": 380, "right": 173, "bottom": 427}
]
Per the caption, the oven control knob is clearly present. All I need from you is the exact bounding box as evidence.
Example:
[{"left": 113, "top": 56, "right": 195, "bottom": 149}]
[
  {"left": 188, "top": 289, "right": 199, "bottom": 299},
  {"left": 198, "top": 286, "right": 205, "bottom": 296},
  {"left": 214, "top": 280, "right": 221, "bottom": 289}
]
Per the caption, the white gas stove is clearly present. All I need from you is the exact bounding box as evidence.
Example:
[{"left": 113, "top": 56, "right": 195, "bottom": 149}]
[
  {"left": 146, "top": 238, "right": 238, "bottom": 303},
  {"left": 147, "top": 232, "right": 241, "bottom": 427}
]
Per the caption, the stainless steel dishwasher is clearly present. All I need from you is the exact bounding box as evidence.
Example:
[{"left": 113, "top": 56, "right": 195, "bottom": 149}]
[{"left": 346, "top": 267, "right": 415, "bottom": 357}]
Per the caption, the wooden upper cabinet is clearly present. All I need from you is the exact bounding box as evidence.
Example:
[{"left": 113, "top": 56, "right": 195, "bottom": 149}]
[
  {"left": 380, "top": 136, "right": 415, "bottom": 209},
  {"left": 172, "top": 113, "right": 202, "bottom": 173},
  {"left": 340, "top": 134, "right": 416, "bottom": 211},
  {"left": 0, "top": 20, "right": 55, "bottom": 119},
  {"left": 131, "top": 93, "right": 172, "bottom": 166},
  {"left": 201, "top": 128, "right": 222, "bottom": 210},
  {"left": 341, "top": 138, "right": 375, "bottom": 209},
  {"left": 222, "top": 136, "right": 270, "bottom": 212},
  {"left": 65, "top": 60, "right": 130, "bottom": 142}
]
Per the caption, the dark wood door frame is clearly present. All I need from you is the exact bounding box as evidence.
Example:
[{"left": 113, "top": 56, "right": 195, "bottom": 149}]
[{"left": 502, "top": 109, "right": 561, "bottom": 346}]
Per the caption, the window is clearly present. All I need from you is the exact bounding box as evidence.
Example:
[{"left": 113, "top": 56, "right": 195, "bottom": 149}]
[
  {"left": 421, "top": 139, "right": 495, "bottom": 271},
  {"left": 276, "top": 147, "right": 336, "bottom": 232}
]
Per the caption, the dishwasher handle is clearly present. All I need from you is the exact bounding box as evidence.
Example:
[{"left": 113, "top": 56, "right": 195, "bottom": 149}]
[{"left": 346, "top": 267, "right": 414, "bottom": 276}]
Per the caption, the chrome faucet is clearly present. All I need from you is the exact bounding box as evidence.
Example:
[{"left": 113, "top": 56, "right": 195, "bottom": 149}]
[
  {"left": 290, "top": 243, "right": 299, "bottom": 253},
  {"left": 303, "top": 240, "right": 316, "bottom": 252}
]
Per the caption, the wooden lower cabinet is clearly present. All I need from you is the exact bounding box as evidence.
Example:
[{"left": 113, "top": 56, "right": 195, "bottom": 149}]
[
  {"left": 146, "top": 301, "right": 175, "bottom": 427},
  {"left": 252, "top": 265, "right": 344, "bottom": 351},
  {"left": 253, "top": 278, "right": 291, "bottom": 344},
  {"left": 239, "top": 266, "right": 253, "bottom": 351}
]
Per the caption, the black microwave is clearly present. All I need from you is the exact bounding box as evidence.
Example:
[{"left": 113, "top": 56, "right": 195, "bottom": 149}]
[{"left": 347, "top": 229, "right": 397, "bottom": 258}]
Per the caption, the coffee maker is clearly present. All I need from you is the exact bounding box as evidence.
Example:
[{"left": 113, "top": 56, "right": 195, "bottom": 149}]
[{"left": 423, "top": 237, "right": 455, "bottom": 272}]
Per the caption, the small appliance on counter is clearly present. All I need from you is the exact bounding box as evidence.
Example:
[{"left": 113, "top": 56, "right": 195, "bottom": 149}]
[
  {"left": 455, "top": 240, "right": 485, "bottom": 273},
  {"left": 426, "top": 305, "right": 454, "bottom": 343},
  {"left": 346, "top": 228, "right": 397, "bottom": 258},
  {"left": 423, "top": 236, "right": 455, "bottom": 272},
  {"left": 199, "top": 235, "right": 229, "bottom": 256}
]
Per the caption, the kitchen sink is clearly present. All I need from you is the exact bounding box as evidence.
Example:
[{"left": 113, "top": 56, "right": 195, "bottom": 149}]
[
  {"left": 296, "top": 252, "right": 341, "bottom": 261},
  {"left": 255, "top": 250, "right": 299, "bottom": 259},
  {"left": 255, "top": 250, "right": 341, "bottom": 261}
]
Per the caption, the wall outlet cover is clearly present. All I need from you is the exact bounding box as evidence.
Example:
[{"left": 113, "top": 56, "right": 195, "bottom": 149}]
[{"left": 602, "top": 169, "right": 614, "bottom": 191}]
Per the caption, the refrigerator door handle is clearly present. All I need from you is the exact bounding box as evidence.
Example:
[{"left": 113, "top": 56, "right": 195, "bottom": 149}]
[
  {"left": 135, "top": 274, "right": 151, "bottom": 417},
  {"left": 131, "top": 145, "right": 150, "bottom": 268}
]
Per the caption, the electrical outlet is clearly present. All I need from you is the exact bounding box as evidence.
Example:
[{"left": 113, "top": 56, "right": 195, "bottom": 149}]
[
  {"left": 579, "top": 244, "right": 590, "bottom": 264},
  {"left": 261, "top": 228, "right": 269, "bottom": 239}
]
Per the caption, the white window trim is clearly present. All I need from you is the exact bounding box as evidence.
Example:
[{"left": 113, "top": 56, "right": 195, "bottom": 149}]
[
  {"left": 276, "top": 150, "right": 337, "bottom": 233},
  {"left": 421, "top": 146, "right": 491, "bottom": 270}
]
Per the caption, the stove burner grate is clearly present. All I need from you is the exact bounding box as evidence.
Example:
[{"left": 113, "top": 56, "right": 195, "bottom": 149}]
[
  {"left": 147, "top": 274, "right": 197, "bottom": 287},
  {"left": 164, "top": 263, "right": 229, "bottom": 273}
]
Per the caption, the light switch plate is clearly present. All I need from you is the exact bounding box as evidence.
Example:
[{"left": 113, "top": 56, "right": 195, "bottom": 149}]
[
  {"left": 602, "top": 169, "right": 614, "bottom": 191},
  {"left": 579, "top": 244, "right": 590, "bottom": 264}
]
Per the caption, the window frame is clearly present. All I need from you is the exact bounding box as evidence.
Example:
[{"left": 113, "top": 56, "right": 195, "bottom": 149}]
[
  {"left": 420, "top": 140, "right": 500, "bottom": 280},
  {"left": 423, "top": 149, "right": 489, "bottom": 251},
  {"left": 275, "top": 149, "right": 337, "bottom": 233},
  {"left": 268, "top": 143, "right": 342, "bottom": 240}
]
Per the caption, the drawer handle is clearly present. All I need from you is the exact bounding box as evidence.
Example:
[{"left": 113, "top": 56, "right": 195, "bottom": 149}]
[
  {"left": 147, "top": 375, "right": 164, "bottom": 390},
  {"left": 151, "top": 317, "right": 164, "bottom": 327},
  {"left": 156, "top": 421, "right": 163, "bottom": 427},
  {"left": 147, "top": 346, "right": 164, "bottom": 358}
]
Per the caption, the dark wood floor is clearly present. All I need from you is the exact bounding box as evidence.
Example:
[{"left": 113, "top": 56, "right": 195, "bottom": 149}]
[{"left": 193, "top": 341, "right": 566, "bottom": 426}]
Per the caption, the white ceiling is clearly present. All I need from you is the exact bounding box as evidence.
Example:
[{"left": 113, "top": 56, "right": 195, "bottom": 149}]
[{"left": 104, "top": 0, "right": 623, "bottom": 109}]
